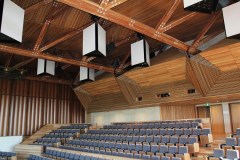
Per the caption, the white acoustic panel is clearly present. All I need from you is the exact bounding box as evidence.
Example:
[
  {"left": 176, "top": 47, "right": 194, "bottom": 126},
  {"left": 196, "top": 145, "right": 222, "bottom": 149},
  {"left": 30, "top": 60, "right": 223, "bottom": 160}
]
[
  {"left": 80, "top": 66, "right": 95, "bottom": 81},
  {"left": 83, "top": 23, "right": 96, "bottom": 56},
  {"left": 37, "top": 59, "right": 45, "bottom": 75},
  {"left": 131, "top": 39, "right": 150, "bottom": 66},
  {"left": 98, "top": 24, "right": 106, "bottom": 56},
  {"left": 145, "top": 40, "right": 150, "bottom": 66},
  {"left": 183, "top": 0, "right": 202, "bottom": 8},
  {"left": 46, "top": 60, "right": 55, "bottom": 76},
  {"left": 1, "top": 0, "right": 24, "bottom": 42},
  {"left": 223, "top": 2, "right": 240, "bottom": 37}
]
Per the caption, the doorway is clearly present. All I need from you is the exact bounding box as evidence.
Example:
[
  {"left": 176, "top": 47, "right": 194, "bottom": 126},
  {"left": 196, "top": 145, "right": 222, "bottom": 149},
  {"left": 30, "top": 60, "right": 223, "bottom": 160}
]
[{"left": 229, "top": 103, "right": 240, "bottom": 133}]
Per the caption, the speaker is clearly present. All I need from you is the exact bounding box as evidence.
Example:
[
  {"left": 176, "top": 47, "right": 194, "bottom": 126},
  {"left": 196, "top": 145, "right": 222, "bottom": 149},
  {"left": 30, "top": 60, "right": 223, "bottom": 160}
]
[
  {"left": 131, "top": 39, "right": 150, "bottom": 67},
  {"left": 80, "top": 66, "right": 95, "bottom": 81},
  {"left": 37, "top": 59, "right": 55, "bottom": 76},
  {"left": 0, "top": 0, "right": 24, "bottom": 43},
  {"left": 223, "top": 2, "right": 240, "bottom": 38},
  {"left": 184, "top": 0, "right": 224, "bottom": 13},
  {"left": 83, "top": 23, "right": 106, "bottom": 57}
]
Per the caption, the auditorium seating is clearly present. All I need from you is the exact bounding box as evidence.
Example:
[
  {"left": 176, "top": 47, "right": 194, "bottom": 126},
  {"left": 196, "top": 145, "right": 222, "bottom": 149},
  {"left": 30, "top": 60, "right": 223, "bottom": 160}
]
[
  {"left": 220, "top": 128, "right": 240, "bottom": 154},
  {"left": 208, "top": 148, "right": 240, "bottom": 160},
  {"left": 0, "top": 151, "right": 16, "bottom": 160},
  {"left": 31, "top": 124, "right": 91, "bottom": 146},
  {"left": 27, "top": 154, "right": 53, "bottom": 160}
]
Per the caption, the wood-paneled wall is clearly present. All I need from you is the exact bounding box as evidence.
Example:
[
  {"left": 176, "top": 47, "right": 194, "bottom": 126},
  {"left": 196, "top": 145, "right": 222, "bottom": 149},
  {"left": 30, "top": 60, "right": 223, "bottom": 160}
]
[
  {"left": 160, "top": 105, "right": 196, "bottom": 120},
  {"left": 0, "top": 78, "right": 84, "bottom": 136}
]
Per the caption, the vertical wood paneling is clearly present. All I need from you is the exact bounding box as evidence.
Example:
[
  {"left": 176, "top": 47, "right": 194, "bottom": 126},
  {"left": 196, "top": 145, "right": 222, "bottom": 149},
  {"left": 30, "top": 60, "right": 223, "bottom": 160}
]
[
  {"left": 160, "top": 105, "right": 196, "bottom": 120},
  {"left": 0, "top": 78, "right": 85, "bottom": 136}
]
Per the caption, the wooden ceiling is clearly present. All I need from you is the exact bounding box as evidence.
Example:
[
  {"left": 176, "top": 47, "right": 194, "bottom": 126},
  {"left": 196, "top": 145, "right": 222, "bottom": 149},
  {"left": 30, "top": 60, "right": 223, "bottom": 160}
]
[
  {"left": 1, "top": 0, "right": 240, "bottom": 112},
  {"left": 75, "top": 40, "right": 240, "bottom": 112},
  {"left": 0, "top": 0, "right": 227, "bottom": 85}
]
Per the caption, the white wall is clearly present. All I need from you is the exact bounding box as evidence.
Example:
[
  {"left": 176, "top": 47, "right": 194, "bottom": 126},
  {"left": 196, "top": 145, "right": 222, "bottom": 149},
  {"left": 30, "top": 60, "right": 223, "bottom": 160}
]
[
  {"left": 0, "top": 136, "right": 23, "bottom": 152},
  {"left": 91, "top": 106, "right": 160, "bottom": 126}
]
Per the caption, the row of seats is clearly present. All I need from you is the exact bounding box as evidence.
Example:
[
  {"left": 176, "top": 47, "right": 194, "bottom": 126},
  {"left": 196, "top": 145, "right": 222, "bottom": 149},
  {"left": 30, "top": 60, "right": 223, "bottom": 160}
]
[
  {"left": 51, "top": 129, "right": 80, "bottom": 134},
  {"left": 75, "top": 135, "right": 198, "bottom": 146},
  {"left": 60, "top": 145, "right": 189, "bottom": 160},
  {"left": 86, "top": 128, "right": 211, "bottom": 136},
  {"left": 0, "top": 152, "right": 16, "bottom": 160},
  {"left": 103, "top": 122, "right": 200, "bottom": 130},
  {"left": 112, "top": 119, "right": 202, "bottom": 125},
  {"left": 60, "top": 124, "right": 91, "bottom": 130},
  {"left": 62, "top": 139, "right": 190, "bottom": 154},
  {"left": 43, "top": 133, "right": 73, "bottom": 139},
  {"left": 221, "top": 137, "right": 240, "bottom": 148},
  {"left": 34, "top": 138, "right": 61, "bottom": 144},
  {"left": 27, "top": 154, "right": 53, "bottom": 160},
  {"left": 44, "top": 149, "right": 109, "bottom": 160},
  {"left": 208, "top": 148, "right": 239, "bottom": 160}
]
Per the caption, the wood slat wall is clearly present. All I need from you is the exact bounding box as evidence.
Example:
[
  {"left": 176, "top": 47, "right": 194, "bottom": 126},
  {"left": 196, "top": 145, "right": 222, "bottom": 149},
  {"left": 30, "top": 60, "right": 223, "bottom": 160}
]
[
  {"left": 0, "top": 78, "right": 84, "bottom": 136},
  {"left": 160, "top": 105, "right": 196, "bottom": 120}
]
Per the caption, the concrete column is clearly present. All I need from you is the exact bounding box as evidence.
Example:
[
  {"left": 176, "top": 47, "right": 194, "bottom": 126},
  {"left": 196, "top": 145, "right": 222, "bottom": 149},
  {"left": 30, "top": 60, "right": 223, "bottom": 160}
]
[{"left": 222, "top": 102, "right": 232, "bottom": 133}]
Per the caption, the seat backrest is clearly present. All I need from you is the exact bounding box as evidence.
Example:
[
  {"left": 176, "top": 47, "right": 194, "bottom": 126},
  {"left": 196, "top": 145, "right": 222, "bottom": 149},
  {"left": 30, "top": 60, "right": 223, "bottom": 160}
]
[
  {"left": 226, "top": 137, "right": 237, "bottom": 146},
  {"left": 142, "top": 154, "right": 150, "bottom": 160},
  {"left": 237, "top": 128, "right": 240, "bottom": 135},
  {"left": 172, "top": 157, "right": 181, "bottom": 160},
  {"left": 179, "top": 136, "right": 188, "bottom": 144},
  {"left": 161, "top": 156, "right": 170, "bottom": 160},
  {"left": 151, "top": 144, "right": 160, "bottom": 153},
  {"left": 170, "top": 136, "right": 178, "bottom": 144},
  {"left": 188, "top": 136, "right": 198, "bottom": 144},
  {"left": 161, "top": 136, "right": 169, "bottom": 143},
  {"left": 202, "top": 128, "right": 211, "bottom": 135},
  {"left": 178, "top": 146, "right": 188, "bottom": 154},
  {"left": 134, "top": 153, "right": 142, "bottom": 158},
  {"left": 226, "top": 149, "right": 239, "bottom": 159},
  {"left": 169, "top": 146, "right": 178, "bottom": 154},
  {"left": 154, "top": 136, "right": 161, "bottom": 143},
  {"left": 151, "top": 155, "right": 160, "bottom": 160},
  {"left": 192, "top": 128, "right": 201, "bottom": 135},
  {"left": 143, "top": 144, "right": 151, "bottom": 152},
  {"left": 159, "top": 145, "right": 168, "bottom": 153},
  {"left": 167, "top": 129, "right": 174, "bottom": 135},
  {"left": 213, "top": 149, "right": 224, "bottom": 158}
]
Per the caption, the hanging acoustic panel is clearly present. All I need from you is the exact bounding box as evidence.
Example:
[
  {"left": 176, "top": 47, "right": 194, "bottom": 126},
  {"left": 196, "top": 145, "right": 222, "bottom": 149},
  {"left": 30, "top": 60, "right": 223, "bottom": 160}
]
[
  {"left": 83, "top": 23, "right": 106, "bottom": 57},
  {"left": 183, "top": 0, "right": 220, "bottom": 13},
  {"left": 131, "top": 39, "right": 150, "bottom": 67},
  {"left": 80, "top": 66, "right": 95, "bottom": 81},
  {"left": 0, "top": 0, "right": 24, "bottom": 43},
  {"left": 37, "top": 59, "right": 55, "bottom": 76},
  {"left": 223, "top": 2, "right": 240, "bottom": 38}
]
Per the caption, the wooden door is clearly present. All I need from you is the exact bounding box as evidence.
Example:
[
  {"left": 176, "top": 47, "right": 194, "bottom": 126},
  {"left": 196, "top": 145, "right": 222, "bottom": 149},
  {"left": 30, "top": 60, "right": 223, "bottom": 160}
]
[
  {"left": 197, "top": 106, "right": 210, "bottom": 118},
  {"left": 210, "top": 105, "right": 225, "bottom": 135},
  {"left": 230, "top": 103, "right": 240, "bottom": 133}
]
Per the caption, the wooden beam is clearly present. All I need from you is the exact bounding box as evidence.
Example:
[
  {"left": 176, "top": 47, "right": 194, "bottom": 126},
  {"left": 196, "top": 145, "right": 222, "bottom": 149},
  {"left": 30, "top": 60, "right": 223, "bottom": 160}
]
[
  {"left": 24, "top": 76, "right": 71, "bottom": 85},
  {"left": 156, "top": 0, "right": 181, "bottom": 30},
  {"left": 11, "top": 58, "right": 35, "bottom": 70},
  {"left": 0, "top": 44, "right": 115, "bottom": 73},
  {"left": 119, "top": 51, "right": 131, "bottom": 69},
  {"left": 198, "top": 29, "right": 225, "bottom": 47},
  {"left": 115, "top": 34, "right": 136, "bottom": 47},
  {"left": 24, "top": 0, "right": 53, "bottom": 14},
  {"left": 4, "top": 54, "right": 13, "bottom": 67},
  {"left": 189, "top": 12, "right": 222, "bottom": 54},
  {"left": 58, "top": 0, "right": 190, "bottom": 51},
  {"left": 104, "top": 0, "right": 128, "bottom": 9},
  {"left": 33, "top": 2, "right": 63, "bottom": 51},
  {"left": 159, "top": 12, "right": 199, "bottom": 32},
  {"left": 39, "top": 22, "right": 92, "bottom": 52},
  {"left": 61, "top": 64, "right": 71, "bottom": 70}
]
